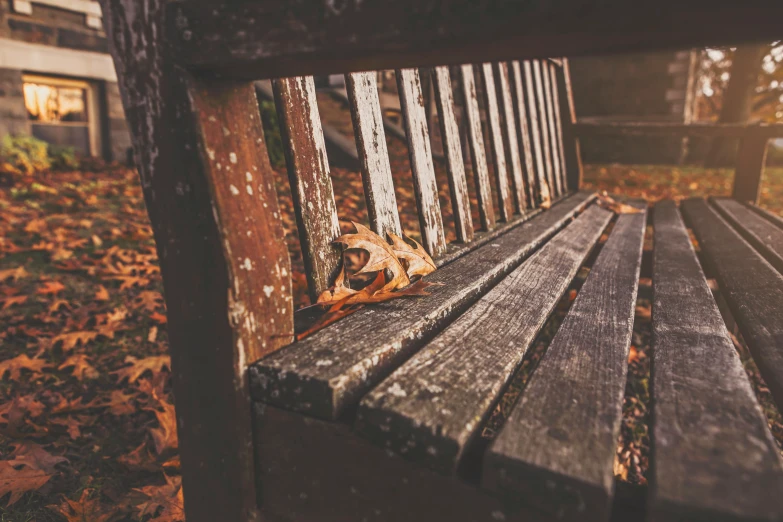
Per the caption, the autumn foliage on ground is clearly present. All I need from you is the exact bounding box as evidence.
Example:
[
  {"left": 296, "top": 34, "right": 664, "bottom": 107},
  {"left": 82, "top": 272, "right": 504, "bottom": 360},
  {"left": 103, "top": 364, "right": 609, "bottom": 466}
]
[{"left": 2, "top": 151, "right": 783, "bottom": 520}]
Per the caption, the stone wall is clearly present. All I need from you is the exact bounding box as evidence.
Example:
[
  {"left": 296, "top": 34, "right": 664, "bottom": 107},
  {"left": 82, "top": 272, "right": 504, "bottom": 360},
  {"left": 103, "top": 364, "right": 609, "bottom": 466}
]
[
  {"left": 570, "top": 50, "right": 698, "bottom": 165},
  {"left": 0, "top": 68, "right": 29, "bottom": 137},
  {"left": 105, "top": 81, "right": 132, "bottom": 163}
]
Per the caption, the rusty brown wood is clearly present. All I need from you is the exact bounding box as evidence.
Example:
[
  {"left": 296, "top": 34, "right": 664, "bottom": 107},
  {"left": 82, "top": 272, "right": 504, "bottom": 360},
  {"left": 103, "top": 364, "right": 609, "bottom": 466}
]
[
  {"left": 100, "top": 2, "right": 295, "bottom": 518},
  {"left": 548, "top": 62, "right": 569, "bottom": 196},
  {"left": 273, "top": 76, "right": 342, "bottom": 300},
  {"left": 396, "top": 68, "right": 448, "bottom": 256},
  {"left": 432, "top": 65, "right": 474, "bottom": 243},
  {"left": 732, "top": 130, "right": 769, "bottom": 204},
  {"left": 346, "top": 71, "right": 403, "bottom": 237},
  {"left": 510, "top": 61, "right": 538, "bottom": 207},
  {"left": 542, "top": 61, "right": 564, "bottom": 197},
  {"left": 495, "top": 62, "right": 529, "bottom": 212},
  {"left": 522, "top": 60, "right": 549, "bottom": 202},
  {"left": 459, "top": 64, "right": 496, "bottom": 231},
  {"left": 168, "top": 2, "right": 783, "bottom": 80},
  {"left": 480, "top": 63, "right": 514, "bottom": 221}
]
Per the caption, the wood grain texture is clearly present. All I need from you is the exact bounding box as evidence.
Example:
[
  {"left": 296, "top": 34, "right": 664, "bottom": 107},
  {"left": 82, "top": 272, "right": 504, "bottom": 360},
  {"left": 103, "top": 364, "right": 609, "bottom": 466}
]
[
  {"left": 533, "top": 60, "right": 556, "bottom": 198},
  {"left": 522, "top": 60, "right": 549, "bottom": 202},
  {"left": 510, "top": 61, "right": 538, "bottom": 207},
  {"left": 396, "top": 68, "right": 447, "bottom": 257},
  {"left": 682, "top": 198, "right": 783, "bottom": 411},
  {"left": 650, "top": 200, "right": 783, "bottom": 522},
  {"left": 346, "top": 71, "right": 402, "bottom": 237},
  {"left": 483, "top": 209, "right": 645, "bottom": 522},
  {"left": 432, "top": 66, "right": 474, "bottom": 243},
  {"left": 549, "top": 62, "right": 568, "bottom": 198},
  {"left": 494, "top": 62, "right": 528, "bottom": 212},
  {"left": 558, "top": 58, "right": 583, "bottom": 192},
  {"left": 459, "top": 64, "right": 496, "bottom": 230},
  {"left": 169, "top": 1, "right": 783, "bottom": 80},
  {"left": 250, "top": 192, "right": 596, "bottom": 420},
  {"left": 541, "top": 60, "right": 563, "bottom": 197},
  {"left": 355, "top": 205, "right": 612, "bottom": 475},
  {"left": 273, "top": 76, "right": 342, "bottom": 300},
  {"left": 712, "top": 198, "right": 783, "bottom": 274},
  {"left": 749, "top": 203, "right": 783, "bottom": 230},
  {"left": 732, "top": 132, "right": 769, "bottom": 204},
  {"left": 480, "top": 63, "right": 514, "bottom": 222}
]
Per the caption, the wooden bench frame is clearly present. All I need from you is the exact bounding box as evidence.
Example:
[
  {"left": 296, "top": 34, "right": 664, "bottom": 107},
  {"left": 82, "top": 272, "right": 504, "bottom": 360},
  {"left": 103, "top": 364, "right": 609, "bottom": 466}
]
[{"left": 97, "top": 1, "right": 783, "bottom": 520}]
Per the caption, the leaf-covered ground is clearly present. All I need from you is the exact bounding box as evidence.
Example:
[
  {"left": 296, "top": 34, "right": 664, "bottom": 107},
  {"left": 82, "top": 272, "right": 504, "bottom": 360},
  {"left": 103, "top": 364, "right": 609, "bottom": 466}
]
[{"left": 1, "top": 157, "right": 781, "bottom": 520}]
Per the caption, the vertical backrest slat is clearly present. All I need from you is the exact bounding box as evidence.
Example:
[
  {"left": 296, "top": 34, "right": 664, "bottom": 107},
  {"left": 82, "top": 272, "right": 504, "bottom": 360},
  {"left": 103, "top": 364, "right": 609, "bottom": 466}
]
[
  {"left": 558, "top": 58, "right": 584, "bottom": 192},
  {"left": 432, "top": 66, "right": 475, "bottom": 243},
  {"left": 459, "top": 64, "right": 496, "bottom": 231},
  {"left": 396, "top": 68, "right": 448, "bottom": 256},
  {"left": 274, "top": 76, "right": 342, "bottom": 300},
  {"left": 480, "top": 62, "right": 514, "bottom": 222},
  {"left": 541, "top": 60, "right": 564, "bottom": 197},
  {"left": 532, "top": 60, "right": 556, "bottom": 199},
  {"left": 522, "top": 60, "right": 549, "bottom": 203},
  {"left": 494, "top": 62, "right": 529, "bottom": 212},
  {"left": 548, "top": 61, "right": 569, "bottom": 195},
  {"left": 346, "top": 71, "right": 403, "bottom": 238},
  {"left": 510, "top": 61, "right": 538, "bottom": 208}
]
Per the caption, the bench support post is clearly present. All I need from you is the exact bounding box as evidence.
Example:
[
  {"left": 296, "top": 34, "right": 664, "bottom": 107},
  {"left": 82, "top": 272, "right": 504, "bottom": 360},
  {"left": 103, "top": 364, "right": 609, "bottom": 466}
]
[
  {"left": 555, "top": 58, "right": 583, "bottom": 192},
  {"left": 732, "top": 129, "right": 768, "bottom": 204},
  {"left": 100, "top": 1, "right": 294, "bottom": 521}
]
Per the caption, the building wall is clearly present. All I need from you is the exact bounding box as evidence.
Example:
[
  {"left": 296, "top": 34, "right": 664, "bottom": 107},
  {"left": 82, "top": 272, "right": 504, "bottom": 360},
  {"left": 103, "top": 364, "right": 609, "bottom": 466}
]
[
  {"left": 569, "top": 50, "right": 698, "bottom": 165},
  {"left": 0, "top": 0, "right": 131, "bottom": 162}
]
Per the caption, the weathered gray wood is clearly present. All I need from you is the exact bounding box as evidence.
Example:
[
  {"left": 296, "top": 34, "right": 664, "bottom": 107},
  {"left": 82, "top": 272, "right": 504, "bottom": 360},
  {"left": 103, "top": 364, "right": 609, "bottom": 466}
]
[
  {"left": 510, "top": 61, "right": 538, "bottom": 207},
  {"left": 533, "top": 60, "right": 556, "bottom": 198},
  {"left": 649, "top": 200, "right": 783, "bottom": 522},
  {"left": 541, "top": 60, "right": 563, "bottom": 197},
  {"left": 250, "top": 192, "right": 596, "bottom": 420},
  {"left": 495, "top": 62, "right": 529, "bottom": 213},
  {"left": 396, "top": 68, "right": 447, "bottom": 257},
  {"left": 483, "top": 209, "right": 645, "bottom": 521},
  {"left": 548, "top": 62, "right": 568, "bottom": 198},
  {"left": 749, "top": 203, "right": 783, "bottom": 230},
  {"left": 273, "top": 76, "right": 342, "bottom": 300},
  {"left": 346, "top": 71, "right": 402, "bottom": 237},
  {"left": 459, "top": 64, "right": 496, "bottom": 231},
  {"left": 522, "top": 60, "right": 549, "bottom": 202},
  {"left": 558, "top": 58, "right": 583, "bottom": 192},
  {"left": 682, "top": 198, "right": 783, "bottom": 411},
  {"left": 480, "top": 63, "right": 514, "bottom": 222},
  {"left": 432, "top": 66, "right": 474, "bottom": 244},
  {"left": 355, "top": 205, "right": 612, "bottom": 475},
  {"left": 712, "top": 198, "right": 783, "bottom": 275},
  {"left": 732, "top": 132, "right": 769, "bottom": 204},
  {"left": 170, "top": 1, "right": 783, "bottom": 81}
]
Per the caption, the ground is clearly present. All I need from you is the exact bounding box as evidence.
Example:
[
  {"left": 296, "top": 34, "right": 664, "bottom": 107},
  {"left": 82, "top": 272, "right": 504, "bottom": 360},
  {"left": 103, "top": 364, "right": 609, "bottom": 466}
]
[{"left": 1, "top": 157, "right": 781, "bottom": 520}]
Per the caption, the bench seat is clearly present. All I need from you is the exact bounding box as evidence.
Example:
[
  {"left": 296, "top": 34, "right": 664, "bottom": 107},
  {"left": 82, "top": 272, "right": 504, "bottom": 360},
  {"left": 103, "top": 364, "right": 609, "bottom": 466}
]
[{"left": 251, "top": 196, "right": 783, "bottom": 522}]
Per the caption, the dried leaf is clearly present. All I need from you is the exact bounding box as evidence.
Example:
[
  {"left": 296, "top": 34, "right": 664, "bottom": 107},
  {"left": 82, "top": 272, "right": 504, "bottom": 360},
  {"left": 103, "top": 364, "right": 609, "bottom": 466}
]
[
  {"left": 539, "top": 180, "right": 552, "bottom": 209},
  {"left": 335, "top": 222, "right": 409, "bottom": 292},
  {"left": 0, "top": 460, "right": 51, "bottom": 506},
  {"left": 147, "top": 400, "right": 178, "bottom": 454},
  {"left": 51, "top": 331, "right": 98, "bottom": 353},
  {"left": 388, "top": 233, "right": 436, "bottom": 278},
  {"left": 49, "top": 489, "right": 117, "bottom": 522},
  {"left": 597, "top": 192, "right": 644, "bottom": 214},
  {"left": 117, "top": 443, "right": 157, "bottom": 472},
  {"left": 316, "top": 266, "right": 356, "bottom": 305},
  {"left": 1, "top": 295, "right": 27, "bottom": 309},
  {"left": 8, "top": 442, "right": 68, "bottom": 473},
  {"left": 58, "top": 354, "right": 99, "bottom": 381},
  {"left": 132, "top": 476, "right": 184, "bottom": 522},
  {"left": 0, "top": 266, "right": 28, "bottom": 282},
  {"left": 94, "top": 285, "right": 110, "bottom": 301},
  {"left": 36, "top": 281, "right": 65, "bottom": 295},
  {"left": 0, "top": 354, "right": 49, "bottom": 380},
  {"left": 132, "top": 290, "right": 164, "bottom": 312},
  {"left": 112, "top": 355, "right": 171, "bottom": 384}
]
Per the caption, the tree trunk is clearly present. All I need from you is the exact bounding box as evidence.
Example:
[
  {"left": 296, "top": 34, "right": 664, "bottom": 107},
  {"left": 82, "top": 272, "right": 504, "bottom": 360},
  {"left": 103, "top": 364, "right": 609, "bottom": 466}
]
[{"left": 704, "top": 44, "right": 768, "bottom": 167}]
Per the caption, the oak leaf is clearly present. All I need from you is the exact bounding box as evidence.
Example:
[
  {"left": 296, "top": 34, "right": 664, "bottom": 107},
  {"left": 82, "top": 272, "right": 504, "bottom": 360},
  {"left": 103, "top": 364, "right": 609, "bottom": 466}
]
[
  {"left": 94, "top": 285, "right": 110, "bottom": 301},
  {"left": 0, "top": 461, "right": 51, "bottom": 506},
  {"left": 0, "top": 354, "right": 49, "bottom": 380},
  {"left": 1, "top": 295, "right": 27, "bottom": 310},
  {"left": 388, "top": 233, "right": 436, "bottom": 278},
  {"left": 36, "top": 281, "right": 65, "bottom": 295},
  {"left": 147, "top": 399, "right": 178, "bottom": 454},
  {"left": 335, "top": 222, "right": 410, "bottom": 292},
  {"left": 132, "top": 290, "right": 164, "bottom": 312},
  {"left": 117, "top": 443, "right": 157, "bottom": 472},
  {"left": 0, "top": 266, "right": 28, "bottom": 282},
  {"left": 7, "top": 442, "right": 68, "bottom": 473},
  {"left": 132, "top": 475, "right": 184, "bottom": 522},
  {"left": 52, "top": 331, "right": 98, "bottom": 353},
  {"left": 539, "top": 180, "right": 552, "bottom": 209},
  {"left": 597, "top": 192, "right": 644, "bottom": 214},
  {"left": 49, "top": 489, "right": 116, "bottom": 522},
  {"left": 58, "top": 354, "right": 99, "bottom": 381},
  {"left": 112, "top": 355, "right": 171, "bottom": 384}
]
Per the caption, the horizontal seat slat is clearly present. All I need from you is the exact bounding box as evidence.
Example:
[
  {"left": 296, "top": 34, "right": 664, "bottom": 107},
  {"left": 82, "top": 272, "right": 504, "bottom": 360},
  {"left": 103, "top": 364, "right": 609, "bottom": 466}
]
[
  {"left": 481, "top": 63, "right": 514, "bottom": 222},
  {"left": 397, "top": 68, "right": 447, "bottom": 257},
  {"left": 432, "top": 66, "right": 474, "bottom": 244},
  {"left": 250, "top": 192, "right": 596, "bottom": 420},
  {"left": 712, "top": 198, "right": 783, "bottom": 274},
  {"left": 749, "top": 204, "right": 783, "bottom": 230},
  {"left": 355, "top": 205, "right": 612, "bottom": 474},
  {"left": 482, "top": 209, "right": 646, "bottom": 521},
  {"left": 460, "top": 64, "right": 496, "bottom": 231},
  {"left": 682, "top": 198, "right": 783, "bottom": 411},
  {"left": 346, "top": 71, "right": 402, "bottom": 238},
  {"left": 650, "top": 201, "right": 783, "bottom": 521}
]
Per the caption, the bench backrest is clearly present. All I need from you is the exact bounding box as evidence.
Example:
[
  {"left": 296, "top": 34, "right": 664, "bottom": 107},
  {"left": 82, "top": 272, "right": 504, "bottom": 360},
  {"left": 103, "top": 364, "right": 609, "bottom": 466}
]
[{"left": 98, "top": 2, "right": 783, "bottom": 521}]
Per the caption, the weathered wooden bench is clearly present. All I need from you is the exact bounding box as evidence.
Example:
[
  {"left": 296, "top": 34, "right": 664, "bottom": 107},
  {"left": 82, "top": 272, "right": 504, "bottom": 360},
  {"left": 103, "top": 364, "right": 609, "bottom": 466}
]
[{"left": 100, "top": 2, "right": 783, "bottom": 521}]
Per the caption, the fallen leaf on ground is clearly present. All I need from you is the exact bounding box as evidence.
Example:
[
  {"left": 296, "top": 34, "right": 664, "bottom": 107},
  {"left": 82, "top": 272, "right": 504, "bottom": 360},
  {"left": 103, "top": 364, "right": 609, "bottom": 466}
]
[
  {"left": 35, "top": 281, "right": 66, "bottom": 295},
  {"left": 94, "top": 285, "right": 110, "bottom": 301},
  {"left": 0, "top": 460, "right": 51, "bottom": 506},
  {"left": 1, "top": 295, "right": 27, "bottom": 309},
  {"left": 0, "top": 354, "right": 50, "bottom": 380},
  {"left": 147, "top": 399, "right": 178, "bottom": 454},
  {"left": 49, "top": 489, "right": 117, "bottom": 522},
  {"left": 132, "top": 475, "right": 184, "bottom": 522},
  {"left": 51, "top": 331, "right": 99, "bottom": 353},
  {"left": 112, "top": 355, "right": 171, "bottom": 384},
  {"left": 0, "top": 266, "right": 28, "bottom": 282},
  {"left": 8, "top": 442, "right": 68, "bottom": 473},
  {"left": 58, "top": 354, "right": 99, "bottom": 381}
]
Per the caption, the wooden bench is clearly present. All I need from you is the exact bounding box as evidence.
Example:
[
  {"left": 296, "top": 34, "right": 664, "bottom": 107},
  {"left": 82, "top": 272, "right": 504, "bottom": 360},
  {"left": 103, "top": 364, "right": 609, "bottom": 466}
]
[{"left": 99, "top": 2, "right": 783, "bottom": 521}]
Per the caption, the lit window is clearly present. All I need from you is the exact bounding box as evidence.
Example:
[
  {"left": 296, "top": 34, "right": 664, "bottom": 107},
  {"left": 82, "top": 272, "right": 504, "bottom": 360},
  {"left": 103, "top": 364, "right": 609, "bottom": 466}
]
[{"left": 24, "top": 82, "right": 88, "bottom": 123}]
